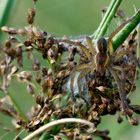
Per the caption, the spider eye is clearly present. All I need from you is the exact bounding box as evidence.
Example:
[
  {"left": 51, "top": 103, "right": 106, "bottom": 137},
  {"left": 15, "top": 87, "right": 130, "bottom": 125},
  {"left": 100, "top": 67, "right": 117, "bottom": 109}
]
[{"left": 97, "top": 38, "right": 107, "bottom": 52}]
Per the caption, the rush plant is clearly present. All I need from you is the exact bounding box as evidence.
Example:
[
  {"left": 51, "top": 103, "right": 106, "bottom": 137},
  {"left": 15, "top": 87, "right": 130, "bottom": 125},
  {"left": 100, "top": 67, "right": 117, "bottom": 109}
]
[{"left": 0, "top": 0, "right": 140, "bottom": 139}]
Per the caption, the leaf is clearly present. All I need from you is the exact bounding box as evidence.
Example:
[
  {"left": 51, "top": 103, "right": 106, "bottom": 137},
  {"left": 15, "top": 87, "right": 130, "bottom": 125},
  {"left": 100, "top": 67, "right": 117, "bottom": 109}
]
[{"left": 39, "top": 132, "right": 53, "bottom": 140}]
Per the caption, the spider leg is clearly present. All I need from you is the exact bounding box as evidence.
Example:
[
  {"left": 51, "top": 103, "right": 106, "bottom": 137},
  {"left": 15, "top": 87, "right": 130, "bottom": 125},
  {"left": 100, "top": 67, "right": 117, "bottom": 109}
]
[
  {"left": 113, "top": 49, "right": 137, "bottom": 95},
  {"left": 77, "top": 69, "right": 91, "bottom": 97},
  {"left": 110, "top": 68, "right": 130, "bottom": 115},
  {"left": 70, "top": 63, "right": 90, "bottom": 98},
  {"left": 108, "top": 18, "right": 132, "bottom": 55},
  {"left": 127, "top": 67, "right": 137, "bottom": 94},
  {"left": 86, "top": 36, "right": 96, "bottom": 56},
  {"left": 70, "top": 71, "right": 76, "bottom": 99},
  {"left": 59, "top": 39, "right": 91, "bottom": 60},
  {"left": 113, "top": 50, "right": 128, "bottom": 62},
  {"left": 112, "top": 64, "right": 137, "bottom": 96}
]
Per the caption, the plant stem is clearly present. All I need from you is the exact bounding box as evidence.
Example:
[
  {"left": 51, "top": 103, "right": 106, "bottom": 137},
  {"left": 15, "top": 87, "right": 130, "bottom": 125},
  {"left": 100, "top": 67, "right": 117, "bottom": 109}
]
[
  {"left": 92, "top": 0, "right": 122, "bottom": 40},
  {"left": 13, "top": 129, "right": 25, "bottom": 140},
  {"left": 112, "top": 9, "right": 140, "bottom": 50},
  {"left": 23, "top": 118, "right": 96, "bottom": 140},
  {"left": 0, "top": 0, "right": 15, "bottom": 28},
  {"left": 7, "top": 91, "right": 27, "bottom": 122}
]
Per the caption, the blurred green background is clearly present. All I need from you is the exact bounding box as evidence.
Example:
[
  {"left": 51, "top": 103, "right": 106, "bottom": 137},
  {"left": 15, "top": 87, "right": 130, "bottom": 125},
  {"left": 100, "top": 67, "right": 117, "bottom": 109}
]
[{"left": 0, "top": 0, "right": 140, "bottom": 139}]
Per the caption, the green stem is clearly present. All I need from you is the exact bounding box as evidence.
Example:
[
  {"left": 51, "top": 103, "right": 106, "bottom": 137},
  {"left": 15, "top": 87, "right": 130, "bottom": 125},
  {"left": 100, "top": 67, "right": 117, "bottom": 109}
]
[
  {"left": 112, "top": 9, "right": 140, "bottom": 50},
  {"left": 92, "top": 0, "right": 122, "bottom": 40},
  {"left": 0, "top": 0, "right": 15, "bottom": 28},
  {"left": 23, "top": 118, "right": 96, "bottom": 140},
  {"left": 7, "top": 91, "right": 27, "bottom": 122}
]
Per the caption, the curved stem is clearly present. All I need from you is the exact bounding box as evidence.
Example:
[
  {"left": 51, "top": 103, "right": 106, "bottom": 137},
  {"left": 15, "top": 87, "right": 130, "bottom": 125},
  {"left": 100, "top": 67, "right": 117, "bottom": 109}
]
[
  {"left": 92, "top": 0, "right": 122, "bottom": 40},
  {"left": 112, "top": 9, "right": 140, "bottom": 50},
  {"left": 23, "top": 118, "right": 96, "bottom": 140}
]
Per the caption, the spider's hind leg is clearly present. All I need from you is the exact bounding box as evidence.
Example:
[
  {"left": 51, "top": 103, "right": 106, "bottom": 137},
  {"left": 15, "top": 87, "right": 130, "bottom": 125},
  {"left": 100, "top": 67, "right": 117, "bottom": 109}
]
[
  {"left": 110, "top": 68, "right": 132, "bottom": 116},
  {"left": 70, "top": 64, "right": 90, "bottom": 100},
  {"left": 77, "top": 69, "right": 91, "bottom": 100}
]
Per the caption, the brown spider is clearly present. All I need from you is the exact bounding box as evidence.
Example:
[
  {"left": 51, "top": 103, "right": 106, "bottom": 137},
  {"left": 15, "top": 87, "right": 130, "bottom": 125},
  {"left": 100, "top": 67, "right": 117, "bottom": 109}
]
[{"left": 59, "top": 18, "right": 138, "bottom": 116}]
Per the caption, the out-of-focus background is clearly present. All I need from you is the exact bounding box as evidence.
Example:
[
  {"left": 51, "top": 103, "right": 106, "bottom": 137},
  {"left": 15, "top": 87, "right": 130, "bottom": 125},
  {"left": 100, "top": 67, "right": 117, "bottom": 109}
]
[{"left": 0, "top": 0, "right": 140, "bottom": 139}]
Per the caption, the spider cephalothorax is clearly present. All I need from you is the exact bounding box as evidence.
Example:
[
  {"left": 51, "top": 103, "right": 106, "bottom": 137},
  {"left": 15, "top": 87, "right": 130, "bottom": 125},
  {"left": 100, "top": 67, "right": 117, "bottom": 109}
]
[{"left": 95, "top": 37, "right": 109, "bottom": 76}]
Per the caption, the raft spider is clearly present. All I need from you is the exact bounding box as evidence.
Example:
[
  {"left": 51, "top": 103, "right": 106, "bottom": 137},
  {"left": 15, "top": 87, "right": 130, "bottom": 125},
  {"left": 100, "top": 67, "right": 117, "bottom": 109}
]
[{"left": 59, "top": 18, "right": 137, "bottom": 115}]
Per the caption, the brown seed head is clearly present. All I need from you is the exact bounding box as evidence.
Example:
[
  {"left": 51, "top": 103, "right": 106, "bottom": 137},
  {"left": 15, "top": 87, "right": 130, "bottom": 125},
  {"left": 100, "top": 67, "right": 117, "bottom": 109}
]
[
  {"left": 128, "top": 117, "right": 139, "bottom": 126},
  {"left": 5, "top": 40, "right": 12, "bottom": 48},
  {"left": 18, "top": 28, "right": 26, "bottom": 36},
  {"left": 32, "top": 59, "right": 40, "bottom": 71},
  {"left": 1, "top": 26, "right": 9, "bottom": 32},
  {"left": 36, "top": 95, "right": 44, "bottom": 107},
  {"left": 117, "top": 9, "right": 125, "bottom": 19},
  {"left": 117, "top": 116, "right": 123, "bottom": 123},
  {"left": 27, "top": 84, "right": 35, "bottom": 95},
  {"left": 27, "top": 8, "right": 36, "bottom": 24},
  {"left": 8, "top": 28, "right": 17, "bottom": 35}
]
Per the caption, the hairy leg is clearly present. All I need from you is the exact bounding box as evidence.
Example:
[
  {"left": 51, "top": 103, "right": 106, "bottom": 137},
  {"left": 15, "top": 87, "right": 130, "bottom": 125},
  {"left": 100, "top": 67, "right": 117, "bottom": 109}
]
[
  {"left": 113, "top": 49, "right": 129, "bottom": 62},
  {"left": 110, "top": 68, "right": 130, "bottom": 115},
  {"left": 108, "top": 18, "right": 132, "bottom": 55},
  {"left": 59, "top": 39, "right": 91, "bottom": 60},
  {"left": 113, "top": 47, "right": 137, "bottom": 95},
  {"left": 70, "top": 63, "right": 90, "bottom": 98},
  {"left": 86, "top": 36, "right": 96, "bottom": 56},
  {"left": 77, "top": 69, "right": 91, "bottom": 97}
]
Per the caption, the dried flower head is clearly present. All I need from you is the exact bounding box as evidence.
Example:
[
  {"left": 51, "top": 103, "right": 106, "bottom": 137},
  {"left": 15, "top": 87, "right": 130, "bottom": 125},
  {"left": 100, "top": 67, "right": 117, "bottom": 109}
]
[{"left": 27, "top": 8, "right": 36, "bottom": 24}]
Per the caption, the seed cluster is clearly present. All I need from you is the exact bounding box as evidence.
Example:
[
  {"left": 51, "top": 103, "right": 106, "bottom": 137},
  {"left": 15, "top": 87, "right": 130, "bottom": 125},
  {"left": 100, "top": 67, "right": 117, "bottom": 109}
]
[{"left": 0, "top": 1, "right": 140, "bottom": 140}]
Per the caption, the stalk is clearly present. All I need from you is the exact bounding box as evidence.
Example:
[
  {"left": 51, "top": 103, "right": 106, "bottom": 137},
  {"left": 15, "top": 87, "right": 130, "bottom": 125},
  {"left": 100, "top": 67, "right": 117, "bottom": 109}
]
[
  {"left": 92, "top": 0, "right": 122, "bottom": 40},
  {"left": 112, "top": 9, "right": 140, "bottom": 50},
  {"left": 0, "top": 0, "right": 15, "bottom": 28},
  {"left": 23, "top": 118, "right": 96, "bottom": 140}
]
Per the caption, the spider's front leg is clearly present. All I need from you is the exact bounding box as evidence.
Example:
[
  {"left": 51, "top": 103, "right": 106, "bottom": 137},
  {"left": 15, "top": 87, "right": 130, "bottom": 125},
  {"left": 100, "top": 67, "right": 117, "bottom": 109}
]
[
  {"left": 58, "top": 39, "right": 91, "bottom": 60},
  {"left": 86, "top": 36, "right": 96, "bottom": 56},
  {"left": 108, "top": 18, "right": 132, "bottom": 55}
]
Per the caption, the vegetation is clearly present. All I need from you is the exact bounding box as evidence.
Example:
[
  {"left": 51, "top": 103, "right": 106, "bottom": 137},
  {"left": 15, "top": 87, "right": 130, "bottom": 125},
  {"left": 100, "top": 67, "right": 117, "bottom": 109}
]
[{"left": 0, "top": 0, "right": 140, "bottom": 139}]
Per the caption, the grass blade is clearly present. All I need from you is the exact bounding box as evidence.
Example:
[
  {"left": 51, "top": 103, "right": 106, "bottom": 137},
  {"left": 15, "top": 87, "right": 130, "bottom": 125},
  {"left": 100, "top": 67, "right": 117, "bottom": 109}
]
[{"left": 0, "top": 0, "right": 15, "bottom": 28}]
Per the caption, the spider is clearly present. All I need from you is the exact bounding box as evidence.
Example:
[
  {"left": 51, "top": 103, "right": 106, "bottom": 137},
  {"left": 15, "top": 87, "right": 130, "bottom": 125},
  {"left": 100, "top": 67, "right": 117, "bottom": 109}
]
[{"left": 59, "top": 18, "right": 138, "bottom": 116}]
